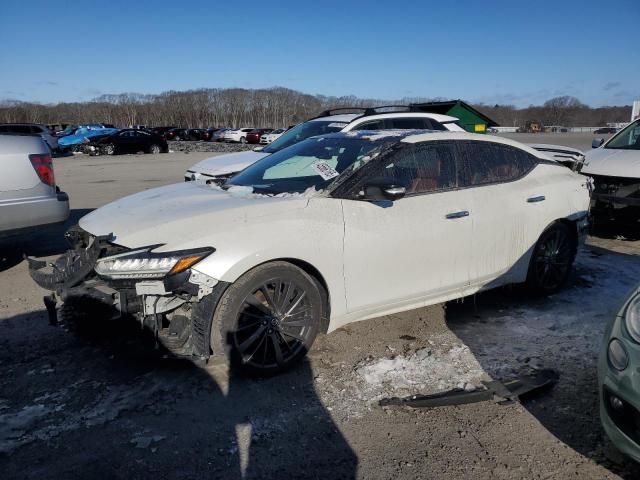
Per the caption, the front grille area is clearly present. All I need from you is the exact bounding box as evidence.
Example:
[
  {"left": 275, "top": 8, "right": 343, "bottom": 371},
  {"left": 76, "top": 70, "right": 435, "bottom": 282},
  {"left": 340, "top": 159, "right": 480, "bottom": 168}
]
[{"left": 604, "top": 387, "right": 640, "bottom": 446}]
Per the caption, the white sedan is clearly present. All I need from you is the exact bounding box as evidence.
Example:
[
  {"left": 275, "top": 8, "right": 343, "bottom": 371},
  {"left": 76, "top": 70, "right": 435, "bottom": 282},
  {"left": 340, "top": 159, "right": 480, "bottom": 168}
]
[
  {"left": 223, "top": 128, "right": 255, "bottom": 144},
  {"left": 260, "top": 128, "right": 286, "bottom": 144},
  {"left": 30, "top": 131, "right": 590, "bottom": 374}
]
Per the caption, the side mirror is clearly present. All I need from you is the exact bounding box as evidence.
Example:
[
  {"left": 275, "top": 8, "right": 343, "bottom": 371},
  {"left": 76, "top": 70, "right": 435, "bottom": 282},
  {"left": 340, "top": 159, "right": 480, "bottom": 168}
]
[
  {"left": 592, "top": 138, "right": 604, "bottom": 149},
  {"left": 253, "top": 146, "right": 263, "bottom": 152},
  {"left": 362, "top": 183, "right": 407, "bottom": 201}
]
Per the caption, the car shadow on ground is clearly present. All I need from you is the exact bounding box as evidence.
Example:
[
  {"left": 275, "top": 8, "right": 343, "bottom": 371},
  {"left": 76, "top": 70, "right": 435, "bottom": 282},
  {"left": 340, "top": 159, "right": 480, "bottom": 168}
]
[
  {"left": 0, "top": 209, "right": 93, "bottom": 273},
  {"left": 446, "top": 251, "right": 640, "bottom": 479},
  {"left": 0, "top": 309, "right": 358, "bottom": 479}
]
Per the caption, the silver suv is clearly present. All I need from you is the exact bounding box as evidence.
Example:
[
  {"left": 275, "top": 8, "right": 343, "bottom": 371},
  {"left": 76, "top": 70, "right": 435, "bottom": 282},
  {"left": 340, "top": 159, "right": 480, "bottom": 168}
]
[
  {"left": 0, "top": 123, "right": 60, "bottom": 153},
  {"left": 0, "top": 133, "right": 69, "bottom": 237}
]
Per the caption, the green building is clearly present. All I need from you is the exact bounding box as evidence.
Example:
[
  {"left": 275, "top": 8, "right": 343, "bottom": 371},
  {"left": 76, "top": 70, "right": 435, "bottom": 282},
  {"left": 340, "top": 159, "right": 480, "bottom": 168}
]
[{"left": 411, "top": 100, "right": 499, "bottom": 134}]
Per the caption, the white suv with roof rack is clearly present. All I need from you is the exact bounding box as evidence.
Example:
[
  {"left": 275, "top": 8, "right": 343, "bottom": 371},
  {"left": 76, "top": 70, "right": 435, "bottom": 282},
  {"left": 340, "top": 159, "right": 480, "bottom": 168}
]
[{"left": 184, "top": 106, "right": 464, "bottom": 183}]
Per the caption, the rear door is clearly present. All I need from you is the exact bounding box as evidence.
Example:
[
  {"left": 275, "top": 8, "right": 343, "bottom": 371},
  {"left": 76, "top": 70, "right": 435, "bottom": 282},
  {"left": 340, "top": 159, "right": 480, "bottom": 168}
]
[
  {"left": 456, "top": 141, "right": 545, "bottom": 287},
  {"left": 340, "top": 141, "right": 472, "bottom": 315}
]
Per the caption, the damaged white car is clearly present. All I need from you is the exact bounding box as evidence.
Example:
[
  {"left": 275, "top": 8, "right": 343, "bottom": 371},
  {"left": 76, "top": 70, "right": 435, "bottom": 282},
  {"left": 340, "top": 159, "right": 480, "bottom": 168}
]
[
  {"left": 30, "top": 131, "right": 590, "bottom": 373},
  {"left": 577, "top": 119, "right": 640, "bottom": 228}
]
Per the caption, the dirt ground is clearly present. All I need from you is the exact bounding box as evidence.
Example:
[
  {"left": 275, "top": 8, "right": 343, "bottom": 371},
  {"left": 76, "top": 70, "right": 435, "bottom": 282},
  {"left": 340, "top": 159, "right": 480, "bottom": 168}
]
[{"left": 1, "top": 136, "right": 639, "bottom": 479}]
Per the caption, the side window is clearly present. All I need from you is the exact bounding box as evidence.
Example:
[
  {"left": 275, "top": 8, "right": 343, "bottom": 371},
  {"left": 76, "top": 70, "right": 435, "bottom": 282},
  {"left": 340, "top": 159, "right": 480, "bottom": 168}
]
[
  {"left": 458, "top": 142, "right": 537, "bottom": 186},
  {"left": 387, "top": 118, "right": 429, "bottom": 130},
  {"left": 367, "top": 142, "right": 457, "bottom": 195},
  {"left": 425, "top": 120, "right": 446, "bottom": 131},
  {"left": 353, "top": 120, "right": 385, "bottom": 131}
]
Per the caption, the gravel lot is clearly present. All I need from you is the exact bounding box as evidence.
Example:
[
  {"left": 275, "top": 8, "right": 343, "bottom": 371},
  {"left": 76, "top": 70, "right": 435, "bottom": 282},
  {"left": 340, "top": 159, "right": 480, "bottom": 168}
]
[{"left": 1, "top": 134, "right": 639, "bottom": 479}]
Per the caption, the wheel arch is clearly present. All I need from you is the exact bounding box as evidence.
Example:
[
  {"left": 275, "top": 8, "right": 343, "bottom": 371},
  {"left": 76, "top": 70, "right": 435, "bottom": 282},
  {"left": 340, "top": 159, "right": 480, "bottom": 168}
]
[{"left": 216, "top": 256, "right": 332, "bottom": 333}]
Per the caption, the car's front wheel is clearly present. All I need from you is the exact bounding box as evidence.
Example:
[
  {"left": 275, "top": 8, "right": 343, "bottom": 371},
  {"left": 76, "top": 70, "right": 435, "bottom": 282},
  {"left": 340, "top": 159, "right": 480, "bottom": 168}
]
[
  {"left": 526, "top": 222, "right": 576, "bottom": 294},
  {"left": 213, "top": 262, "right": 322, "bottom": 374}
]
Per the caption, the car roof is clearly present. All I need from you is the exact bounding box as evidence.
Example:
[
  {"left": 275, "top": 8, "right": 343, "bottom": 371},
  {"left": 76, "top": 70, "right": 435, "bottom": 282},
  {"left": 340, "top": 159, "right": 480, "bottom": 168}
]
[
  {"left": 317, "top": 130, "right": 550, "bottom": 159},
  {"left": 308, "top": 111, "right": 460, "bottom": 124}
]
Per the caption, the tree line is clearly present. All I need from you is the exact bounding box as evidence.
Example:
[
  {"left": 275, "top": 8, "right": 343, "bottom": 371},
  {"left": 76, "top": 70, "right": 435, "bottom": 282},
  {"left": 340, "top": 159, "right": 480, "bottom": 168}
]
[{"left": 0, "top": 87, "right": 632, "bottom": 129}]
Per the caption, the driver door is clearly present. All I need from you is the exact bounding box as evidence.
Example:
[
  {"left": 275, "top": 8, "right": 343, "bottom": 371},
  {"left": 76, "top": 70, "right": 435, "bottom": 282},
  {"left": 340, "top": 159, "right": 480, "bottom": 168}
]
[{"left": 340, "top": 141, "right": 472, "bottom": 316}]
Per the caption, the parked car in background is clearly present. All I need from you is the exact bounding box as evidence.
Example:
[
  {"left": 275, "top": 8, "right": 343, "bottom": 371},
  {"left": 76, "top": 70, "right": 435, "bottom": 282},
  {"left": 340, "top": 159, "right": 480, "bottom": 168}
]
[
  {"left": 260, "top": 128, "right": 286, "bottom": 144},
  {"left": 165, "top": 128, "right": 189, "bottom": 141},
  {"left": 31, "top": 130, "right": 589, "bottom": 374},
  {"left": 527, "top": 144, "right": 585, "bottom": 169},
  {"left": 594, "top": 127, "right": 618, "bottom": 135},
  {"left": 578, "top": 119, "right": 640, "bottom": 229},
  {"left": 148, "top": 126, "right": 177, "bottom": 138},
  {"left": 56, "top": 124, "right": 115, "bottom": 138},
  {"left": 185, "top": 106, "right": 465, "bottom": 183},
  {"left": 86, "top": 129, "right": 168, "bottom": 155},
  {"left": 245, "top": 128, "right": 273, "bottom": 144},
  {"left": 211, "top": 128, "right": 231, "bottom": 142},
  {"left": 0, "top": 123, "right": 59, "bottom": 152},
  {"left": 0, "top": 132, "right": 69, "bottom": 237},
  {"left": 599, "top": 283, "right": 640, "bottom": 463},
  {"left": 58, "top": 127, "right": 120, "bottom": 151},
  {"left": 186, "top": 129, "right": 208, "bottom": 141},
  {"left": 223, "top": 128, "right": 255, "bottom": 143}
]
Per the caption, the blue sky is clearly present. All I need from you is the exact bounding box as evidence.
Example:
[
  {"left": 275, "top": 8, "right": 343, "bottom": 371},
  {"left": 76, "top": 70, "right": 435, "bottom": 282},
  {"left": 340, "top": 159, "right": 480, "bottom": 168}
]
[{"left": 1, "top": 0, "right": 638, "bottom": 107}]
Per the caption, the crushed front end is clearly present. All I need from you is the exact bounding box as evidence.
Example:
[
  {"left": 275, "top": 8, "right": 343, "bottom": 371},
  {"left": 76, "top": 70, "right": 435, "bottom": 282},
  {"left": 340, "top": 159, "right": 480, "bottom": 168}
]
[
  {"left": 28, "top": 226, "right": 226, "bottom": 360},
  {"left": 590, "top": 174, "right": 640, "bottom": 228}
]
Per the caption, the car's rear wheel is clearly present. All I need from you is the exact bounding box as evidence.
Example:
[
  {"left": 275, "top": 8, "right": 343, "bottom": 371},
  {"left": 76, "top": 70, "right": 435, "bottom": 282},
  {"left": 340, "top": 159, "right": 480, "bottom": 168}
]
[
  {"left": 212, "top": 262, "right": 322, "bottom": 374},
  {"left": 526, "top": 222, "right": 576, "bottom": 294},
  {"left": 148, "top": 144, "right": 161, "bottom": 154},
  {"left": 174, "top": 135, "right": 182, "bottom": 141},
  {"left": 240, "top": 137, "right": 247, "bottom": 144}
]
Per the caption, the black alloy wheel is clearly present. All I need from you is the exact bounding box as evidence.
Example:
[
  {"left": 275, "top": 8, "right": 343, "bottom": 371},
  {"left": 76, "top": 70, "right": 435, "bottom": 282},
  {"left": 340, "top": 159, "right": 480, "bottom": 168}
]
[{"left": 214, "top": 262, "right": 322, "bottom": 374}]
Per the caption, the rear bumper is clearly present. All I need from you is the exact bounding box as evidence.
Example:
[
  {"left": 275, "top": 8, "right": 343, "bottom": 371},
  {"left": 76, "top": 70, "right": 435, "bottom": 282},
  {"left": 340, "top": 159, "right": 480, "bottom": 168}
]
[{"left": 0, "top": 190, "right": 70, "bottom": 237}]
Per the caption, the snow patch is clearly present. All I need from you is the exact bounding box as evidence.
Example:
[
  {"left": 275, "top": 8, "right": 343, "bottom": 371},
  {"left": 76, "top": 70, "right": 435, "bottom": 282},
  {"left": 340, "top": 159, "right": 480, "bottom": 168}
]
[{"left": 357, "top": 342, "right": 486, "bottom": 393}]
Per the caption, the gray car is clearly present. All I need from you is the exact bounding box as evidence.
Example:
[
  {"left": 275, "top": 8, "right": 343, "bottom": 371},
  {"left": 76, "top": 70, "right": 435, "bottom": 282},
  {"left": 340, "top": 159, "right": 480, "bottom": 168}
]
[
  {"left": 0, "top": 133, "right": 69, "bottom": 237},
  {"left": 0, "top": 123, "right": 59, "bottom": 153}
]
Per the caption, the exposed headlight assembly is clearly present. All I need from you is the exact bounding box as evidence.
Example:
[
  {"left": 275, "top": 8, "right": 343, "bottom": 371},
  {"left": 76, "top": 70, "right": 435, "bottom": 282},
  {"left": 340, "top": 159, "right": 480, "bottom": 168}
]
[
  {"left": 625, "top": 294, "right": 640, "bottom": 343},
  {"left": 95, "top": 246, "right": 214, "bottom": 279}
]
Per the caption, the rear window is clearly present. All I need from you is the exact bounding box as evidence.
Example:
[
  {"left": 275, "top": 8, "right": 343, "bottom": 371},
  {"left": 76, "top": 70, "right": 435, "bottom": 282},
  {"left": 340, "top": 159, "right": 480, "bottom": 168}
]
[{"left": 0, "top": 125, "right": 32, "bottom": 134}]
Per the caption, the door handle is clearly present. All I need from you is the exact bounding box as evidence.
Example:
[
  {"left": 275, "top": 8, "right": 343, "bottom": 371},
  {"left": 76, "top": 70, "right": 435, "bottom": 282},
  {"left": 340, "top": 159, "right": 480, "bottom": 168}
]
[
  {"left": 527, "top": 195, "right": 546, "bottom": 203},
  {"left": 445, "top": 210, "right": 470, "bottom": 219}
]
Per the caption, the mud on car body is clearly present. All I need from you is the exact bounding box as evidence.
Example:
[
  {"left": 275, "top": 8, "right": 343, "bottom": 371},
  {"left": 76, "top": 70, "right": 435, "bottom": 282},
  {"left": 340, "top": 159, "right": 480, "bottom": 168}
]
[{"left": 30, "top": 130, "right": 591, "bottom": 374}]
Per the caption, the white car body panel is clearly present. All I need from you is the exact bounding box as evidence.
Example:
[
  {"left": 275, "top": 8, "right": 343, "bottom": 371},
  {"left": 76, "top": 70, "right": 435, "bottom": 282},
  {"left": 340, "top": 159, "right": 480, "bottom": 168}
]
[
  {"left": 82, "top": 132, "right": 590, "bottom": 332},
  {"left": 186, "top": 151, "right": 269, "bottom": 180},
  {"left": 341, "top": 189, "right": 473, "bottom": 317},
  {"left": 581, "top": 147, "right": 640, "bottom": 178},
  {"left": 185, "top": 113, "right": 464, "bottom": 180}
]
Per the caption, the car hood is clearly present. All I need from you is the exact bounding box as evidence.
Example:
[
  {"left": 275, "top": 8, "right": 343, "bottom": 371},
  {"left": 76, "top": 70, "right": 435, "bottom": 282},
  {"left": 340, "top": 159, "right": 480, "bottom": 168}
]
[
  {"left": 581, "top": 148, "right": 640, "bottom": 178},
  {"left": 188, "top": 151, "right": 268, "bottom": 177},
  {"left": 79, "top": 182, "right": 308, "bottom": 250}
]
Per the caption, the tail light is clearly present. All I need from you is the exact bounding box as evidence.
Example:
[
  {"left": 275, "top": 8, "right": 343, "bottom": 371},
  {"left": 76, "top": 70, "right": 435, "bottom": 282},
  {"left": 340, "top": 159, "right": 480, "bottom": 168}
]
[{"left": 29, "top": 153, "right": 55, "bottom": 187}]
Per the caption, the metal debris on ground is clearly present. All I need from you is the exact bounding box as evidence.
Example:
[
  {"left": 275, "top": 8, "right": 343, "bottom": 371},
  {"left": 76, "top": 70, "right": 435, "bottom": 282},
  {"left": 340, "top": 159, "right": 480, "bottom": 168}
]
[{"left": 379, "top": 369, "right": 559, "bottom": 408}]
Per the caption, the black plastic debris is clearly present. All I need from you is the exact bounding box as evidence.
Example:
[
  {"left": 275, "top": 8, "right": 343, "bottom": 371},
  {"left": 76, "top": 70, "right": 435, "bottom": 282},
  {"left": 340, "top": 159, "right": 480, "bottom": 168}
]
[{"left": 379, "top": 369, "right": 559, "bottom": 408}]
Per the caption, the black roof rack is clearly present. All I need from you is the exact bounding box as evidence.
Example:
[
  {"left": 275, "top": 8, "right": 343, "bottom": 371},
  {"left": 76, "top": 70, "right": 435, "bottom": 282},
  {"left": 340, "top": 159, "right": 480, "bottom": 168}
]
[
  {"left": 362, "top": 105, "right": 422, "bottom": 115},
  {"left": 313, "top": 107, "right": 368, "bottom": 119},
  {"left": 312, "top": 105, "right": 424, "bottom": 121}
]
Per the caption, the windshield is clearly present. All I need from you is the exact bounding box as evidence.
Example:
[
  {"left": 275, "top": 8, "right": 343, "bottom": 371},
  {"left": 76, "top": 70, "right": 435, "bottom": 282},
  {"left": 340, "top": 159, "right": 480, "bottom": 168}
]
[
  {"left": 262, "top": 120, "right": 349, "bottom": 154},
  {"left": 606, "top": 120, "right": 640, "bottom": 150},
  {"left": 225, "top": 136, "right": 389, "bottom": 195}
]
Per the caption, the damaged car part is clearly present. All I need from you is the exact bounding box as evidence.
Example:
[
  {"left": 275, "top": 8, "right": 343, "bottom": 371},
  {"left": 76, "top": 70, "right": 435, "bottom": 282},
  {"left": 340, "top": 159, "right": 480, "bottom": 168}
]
[{"left": 379, "top": 369, "right": 559, "bottom": 408}]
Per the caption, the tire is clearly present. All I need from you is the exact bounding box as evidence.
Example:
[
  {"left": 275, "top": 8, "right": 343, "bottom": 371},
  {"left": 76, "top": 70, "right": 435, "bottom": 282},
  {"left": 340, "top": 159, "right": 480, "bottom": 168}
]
[
  {"left": 148, "top": 144, "right": 161, "bottom": 154},
  {"left": 102, "top": 143, "right": 115, "bottom": 155},
  {"left": 174, "top": 136, "right": 182, "bottom": 141},
  {"left": 526, "top": 222, "right": 576, "bottom": 295},
  {"left": 240, "top": 137, "right": 248, "bottom": 144},
  {"left": 212, "top": 261, "right": 322, "bottom": 374}
]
